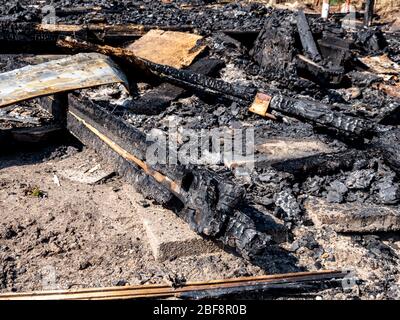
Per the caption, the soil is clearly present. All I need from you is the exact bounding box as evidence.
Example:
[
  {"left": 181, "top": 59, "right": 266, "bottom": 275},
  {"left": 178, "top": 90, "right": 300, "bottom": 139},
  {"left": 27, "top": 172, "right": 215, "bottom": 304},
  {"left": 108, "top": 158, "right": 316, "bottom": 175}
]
[{"left": 0, "top": 145, "right": 264, "bottom": 293}]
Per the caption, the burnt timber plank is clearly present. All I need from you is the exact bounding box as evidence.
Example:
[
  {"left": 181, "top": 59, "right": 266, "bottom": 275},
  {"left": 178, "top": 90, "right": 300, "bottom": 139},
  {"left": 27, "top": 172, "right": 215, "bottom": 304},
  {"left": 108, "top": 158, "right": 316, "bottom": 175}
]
[
  {"left": 296, "top": 10, "right": 322, "bottom": 62},
  {"left": 66, "top": 94, "right": 272, "bottom": 260},
  {"left": 130, "top": 58, "right": 225, "bottom": 115}
]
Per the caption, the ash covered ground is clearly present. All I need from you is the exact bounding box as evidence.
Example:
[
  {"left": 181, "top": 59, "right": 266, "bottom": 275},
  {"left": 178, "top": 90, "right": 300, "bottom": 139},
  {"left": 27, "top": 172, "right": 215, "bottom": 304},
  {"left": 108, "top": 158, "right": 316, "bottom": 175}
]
[{"left": 0, "top": 0, "right": 400, "bottom": 299}]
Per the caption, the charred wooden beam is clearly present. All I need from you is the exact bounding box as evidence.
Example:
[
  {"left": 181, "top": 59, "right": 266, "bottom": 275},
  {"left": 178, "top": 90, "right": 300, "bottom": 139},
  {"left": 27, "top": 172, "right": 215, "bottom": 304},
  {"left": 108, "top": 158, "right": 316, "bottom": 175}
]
[
  {"left": 0, "top": 23, "right": 147, "bottom": 51},
  {"left": 0, "top": 23, "right": 88, "bottom": 53},
  {"left": 268, "top": 93, "right": 375, "bottom": 137},
  {"left": 0, "top": 22, "right": 260, "bottom": 52},
  {"left": 67, "top": 95, "right": 271, "bottom": 259},
  {"left": 130, "top": 58, "right": 225, "bottom": 115},
  {"left": 271, "top": 149, "right": 370, "bottom": 177},
  {"left": 296, "top": 10, "right": 322, "bottom": 62}
]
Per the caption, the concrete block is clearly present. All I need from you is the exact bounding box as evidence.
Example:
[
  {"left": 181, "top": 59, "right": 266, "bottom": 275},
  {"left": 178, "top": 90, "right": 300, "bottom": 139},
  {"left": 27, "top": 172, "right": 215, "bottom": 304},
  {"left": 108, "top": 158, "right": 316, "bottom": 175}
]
[{"left": 141, "top": 206, "right": 220, "bottom": 261}]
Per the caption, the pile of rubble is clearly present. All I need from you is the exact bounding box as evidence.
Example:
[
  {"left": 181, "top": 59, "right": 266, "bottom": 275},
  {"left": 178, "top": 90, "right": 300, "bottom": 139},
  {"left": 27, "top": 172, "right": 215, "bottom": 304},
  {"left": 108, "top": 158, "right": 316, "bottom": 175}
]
[{"left": 0, "top": 0, "right": 400, "bottom": 299}]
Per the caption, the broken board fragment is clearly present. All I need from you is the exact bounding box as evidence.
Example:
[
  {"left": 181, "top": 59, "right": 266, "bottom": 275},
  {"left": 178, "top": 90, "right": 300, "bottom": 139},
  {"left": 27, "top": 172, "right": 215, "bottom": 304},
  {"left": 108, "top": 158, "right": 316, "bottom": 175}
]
[
  {"left": 126, "top": 30, "right": 206, "bottom": 69},
  {"left": 224, "top": 138, "right": 333, "bottom": 169},
  {"left": 57, "top": 154, "right": 115, "bottom": 185},
  {"left": 305, "top": 197, "right": 400, "bottom": 233},
  {"left": 0, "top": 53, "right": 128, "bottom": 108}
]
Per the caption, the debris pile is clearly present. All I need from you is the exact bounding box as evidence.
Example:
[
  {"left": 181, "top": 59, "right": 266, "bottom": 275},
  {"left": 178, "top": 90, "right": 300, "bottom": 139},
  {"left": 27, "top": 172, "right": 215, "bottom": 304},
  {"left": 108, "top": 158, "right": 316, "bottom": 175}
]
[{"left": 0, "top": 0, "right": 400, "bottom": 300}]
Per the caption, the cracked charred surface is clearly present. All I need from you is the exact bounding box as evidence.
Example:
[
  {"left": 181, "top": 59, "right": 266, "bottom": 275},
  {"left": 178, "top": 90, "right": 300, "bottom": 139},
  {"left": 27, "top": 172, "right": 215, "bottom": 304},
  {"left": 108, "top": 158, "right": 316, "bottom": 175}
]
[{"left": 67, "top": 94, "right": 273, "bottom": 260}]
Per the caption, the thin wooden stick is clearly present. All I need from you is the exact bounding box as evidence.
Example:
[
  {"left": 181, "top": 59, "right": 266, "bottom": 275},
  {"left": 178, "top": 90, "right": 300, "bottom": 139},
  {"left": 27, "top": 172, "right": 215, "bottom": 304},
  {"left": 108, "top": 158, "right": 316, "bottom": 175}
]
[{"left": 0, "top": 270, "right": 347, "bottom": 300}]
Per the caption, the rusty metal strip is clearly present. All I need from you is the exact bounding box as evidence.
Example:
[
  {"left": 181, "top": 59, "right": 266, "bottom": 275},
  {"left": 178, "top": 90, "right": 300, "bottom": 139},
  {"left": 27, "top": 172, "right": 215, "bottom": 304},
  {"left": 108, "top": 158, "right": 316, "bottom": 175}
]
[
  {"left": 0, "top": 53, "right": 129, "bottom": 108},
  {"left": 0, "top": 270, "right": 347, "bottom": 300}
]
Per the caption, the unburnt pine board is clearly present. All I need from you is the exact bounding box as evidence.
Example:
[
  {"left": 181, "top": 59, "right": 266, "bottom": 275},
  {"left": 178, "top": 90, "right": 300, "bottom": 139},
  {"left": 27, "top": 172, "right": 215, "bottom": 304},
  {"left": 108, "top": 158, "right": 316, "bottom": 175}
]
[{"left": 126, "top": 29, "right": 206, "bottom": 69}]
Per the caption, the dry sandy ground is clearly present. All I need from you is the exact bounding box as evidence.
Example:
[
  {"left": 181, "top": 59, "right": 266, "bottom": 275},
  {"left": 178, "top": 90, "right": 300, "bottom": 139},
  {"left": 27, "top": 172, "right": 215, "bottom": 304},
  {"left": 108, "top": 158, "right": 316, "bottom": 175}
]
[{"left": 0, "top": 144, "right": 263, "bottom": 294}]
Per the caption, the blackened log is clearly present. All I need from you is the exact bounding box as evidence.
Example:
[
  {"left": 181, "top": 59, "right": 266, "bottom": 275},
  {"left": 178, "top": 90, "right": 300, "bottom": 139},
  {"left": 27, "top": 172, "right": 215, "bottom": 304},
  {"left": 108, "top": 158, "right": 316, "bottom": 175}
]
[
  {"left": 142, "top": 62, "right": 367, "bottom": 137},
  {"left": 0, "top": 23, "right": 143, "bottom": 52},
  {"left": 0, "top": 23, "right": 88, "bottom": 53},
  {"left": 269, "top": 93, "right": 375, "bottom": 136},
  {"left": 67, "top": 95, "right": 271, "bottom": 259},
  {"left": 296, "top": 10, "right": 322, "bottom": 62},
  {"left": 69, "top": 95, "right": 238, "bottom": 235},
  {"left": 130, "top": 58, "right": 225, "bottom": 115},
  {"left": 67, "top": 103, "right": 175, "bottom": 206}
]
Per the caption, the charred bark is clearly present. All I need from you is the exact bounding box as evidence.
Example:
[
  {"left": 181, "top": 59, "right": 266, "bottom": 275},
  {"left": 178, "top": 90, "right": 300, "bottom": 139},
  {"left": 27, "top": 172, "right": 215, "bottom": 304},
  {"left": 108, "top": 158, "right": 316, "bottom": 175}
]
[
  {"left": 373, "top": 128, "right": 400, "bottom": 175},
  {"left": 130, "top": 58, "right": 225, "bottom": 115},
  {"left": 269, "top": 93, "right": 375, "bottom": 137},
  {"left": 250, "top": 11, "right": 299, "bottom": 81},
  {"left": 296, "top": 10, "right": 321, "bottom": 62},
  {"left": 67, "top": 94, "right": 272, "bottom": 259}
]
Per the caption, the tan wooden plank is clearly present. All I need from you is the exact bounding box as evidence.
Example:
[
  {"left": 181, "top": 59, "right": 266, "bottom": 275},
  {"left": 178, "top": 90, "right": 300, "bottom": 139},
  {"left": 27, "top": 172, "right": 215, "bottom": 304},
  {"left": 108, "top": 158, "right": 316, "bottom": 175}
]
[{"left": 126, "top": 30, "right": 206, "bottom": 69}]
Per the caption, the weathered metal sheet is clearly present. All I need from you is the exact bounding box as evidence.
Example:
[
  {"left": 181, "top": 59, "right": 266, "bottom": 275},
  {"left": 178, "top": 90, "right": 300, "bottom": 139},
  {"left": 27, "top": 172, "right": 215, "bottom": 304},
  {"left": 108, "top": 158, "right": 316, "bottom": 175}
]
[{"left": 0, "top": 53, "right": 129, "bottom": 108}]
